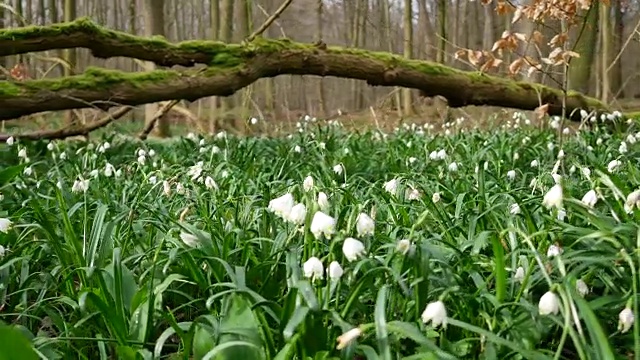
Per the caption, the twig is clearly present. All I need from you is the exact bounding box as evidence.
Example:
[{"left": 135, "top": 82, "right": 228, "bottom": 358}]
[
  {"left": 246, "top": 0, "right": 294, "bottom": 42},
  {"left": 138, "top": 100, "right": 180, "bottom": 140},
  {"left": 0, "top": 106, "right": 132, "bottom": 141}
]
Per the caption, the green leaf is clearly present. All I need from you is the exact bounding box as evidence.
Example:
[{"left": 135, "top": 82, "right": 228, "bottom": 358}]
[{"left": 0, "top": 325, "right": 39, "bottom": 360}]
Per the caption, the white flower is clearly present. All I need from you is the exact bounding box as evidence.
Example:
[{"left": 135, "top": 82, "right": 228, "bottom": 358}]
[
  {"left": 197, "top": 174, "right": 213, "bottom": 188},
  {"left": 619, "top": 141, "right": 628, "bottom": 154},
  {"left": 6, "top": 136, "right": 14, "bottom": 146},
  {"left": 619, "top": 307, "right": 635, "bottom": 333},
  {"left": 408, "top": 157, "right": 417, "bottom": 164},
  {"left": 89, "top": 169, "right": 99, "bottom": 178},
  {"left": 547, "top": 244, "right": 562, "bottom": 258},
  {"left": 179, "top": 232, "right": 200, "bottom": 248},
  {"left": 303, "top": 176, "right": 314, "bottom": 192},
  {"left": 288, "top": 203, "right": 307, "bottom": 225},
  {"left": 581, "top": 167, "right": 591, "bottom": 178},
  {"left": 333, "top": 164, "right": 343, "bottom": 175},
  {"left": 18, "top": 148, "right": 27, "bottom": 159},
  {"left": 576, "top": 279, "right": 589, "bottom": 297},
  {"left": 328, "top": 261, "right": 344, "bottom": 280},
  {"left": 187, "top": 162, "right": 204, "bottom": 181},
  {"left": 581, "top": 190, "right": 598, "bottom": 208},
  {"left": 432, "top": 192, "right": 441, "bottom": 203},
  {"left": 406, "top": 187, "right": 421, "bottom": 201},
  {"left": 47, "top": 142, "right": 55, "bottom": 151},
  {"left": 163, "top": 181, "right": 171, "bottom": 196},
  {"left": 23, "top": 166, "right": 32, "bottom": 176},
  {"left": 317, "top": 192, "right": 330, "bottom": 211},
  {"left": 303, "top": 256, "right": 324, "bottom": 281},
  {"left": 336, "top": 327, "right": 362, "bottom": 350},
  {"left": 293, "top": 145, "right": 302, "bottom": 153},
  {"left": 437, "top": 149, "right": 447, "bottom": 160},
  {"left": 514, "top": 267, "right": 525, "bottom": 283},
  {"left": 72, "top": 178, "right": 90, "bottom": 193},
  {"left": 421, "top": 300, "right": 447, "bottom": 328},
  {"left": 608, "top": 159, "right": 621, "bottom": 173},
  {"left": 596, "top": 137, "right": 603, "bottom": 146},
  {"left": 513, "top": 152, "right": 520, "bottom": 160},
  {"left": 0, "top": 218, "right": 13, "bottom": 233},
  {"left": 149, "top": 176, "right": 157, "bottom": 184},
  {"left": 551, "top": 173, "right": 562, "bottom": 184},
  {"left": 268, "top": 193, "right": 295, "bottom": 220},
  {"left": 319, "top": 142, "right": 326, "bottom": 149},
  {"left": 538, "top": 291, "right": 560, "bottom": 315},
  {"left": 310, "top": 211, "right": 336, "bottom": 239},
  {"left": 342, "top": 237, "right": 366, "bottom": 262},
  {"left": 250, "top": 117, "right": 258, "bottom": 125},
  {"left": 356, "top": 213, "right": 375, "bottom": 237},
  {"left": 557, "top": 149, "right": 565, "bottom": 159},
  {"left": 104, "top": 163, "right": 115, "bottom": 177},
  {"left": 530, "top": 160, "right": 539, "bottom": 168},
  {"left": 59, "top": 152, "right": 66, "bottom": 160},
  {"left": 557, "top": 208, "right": 566, "bottom": 221},
  {"left": 569, "top": 165, "right": 576, "bottom": 174},
  {"left": 176, "top": 183, "right": 186, "bottom": 194},
  {"left": 429, "top": 151, "right": 438, "bottom": 160},
  {"left": 510, "top": 203, "right": 521, "bottom": 215},
  {"left": 507, "top": 170, "right": 516, "bottom": 181},
  {"left": 137, "top": 155, "right": 146, "bottom": 165},
  {"left": 448, "top": 162, "right": 458, "bottom": 172},
  {"left": 625, "top": 189, "right": 640, "bottom": 213},
  {"left": 383, "top": 179, "right": 399, "bottom": 195},
  {"left": 137, "top": 149, "right": 146, "bottom": 157},
  {"left": 396, "top": 239, "right": 412, "bottom": 255},
  {"left": 543, "top": 184, "right": 563, "bottom": 209},
  {"left": 626, "top": 134, "right": 636, "bottom": 144}
]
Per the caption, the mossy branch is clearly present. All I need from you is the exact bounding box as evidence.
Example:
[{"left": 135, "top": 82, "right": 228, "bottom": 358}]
[{"left": 0, "top": 20, "right": 610, "bottom": 122}]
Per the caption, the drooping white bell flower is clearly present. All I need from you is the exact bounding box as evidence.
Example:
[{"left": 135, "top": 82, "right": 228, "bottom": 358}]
[
  {"left": 149, "top": 176, "right": 157, "bottom": 184},
  {"left": 342, "top": 237, "right": 366, "bottom": 262},
  {"left": 336, "top": 327, "right": 362, "bottom": 350},
  {"left": 542, "top": 184, "right": 563, "bottom": 209},
  {"left": 624, "top": 189, "right": 640, "bottom": 214},
  {"left": 17, "top": 148, "right": 27, "bottom": 159},
  {"left": 507, "top": 170, "right": 516, "bottom": 181},
  {"left": 187, "top": 162, "right": 204, "bottom": 182},
  {"left": 619, "top": 141, "right": 628, "bottom": 154},
  {"left": 163, "top": 181, "right": 171, "bottom": 196},
  {"left": 327, "top": 261, "right": 344, "bottom": 280},
  {"left": 6, "top": 136, "right": 14, "bottom": 146},
  {"left": 432, "top": 192, "right": 441, "bottom": 203},
  {"left": 436, "top": 149, "right": 447, "bottom": 160},
  {"left": 551, "top": 173, "right": 562, "bottom": 185},
  {"left": 383, "top": 179, "right": 399, "bottom": 195},
  {"left": 104, "top": 163, "right": 115, "bottom": 177},
  {"left": 333, "top": 164, "right": 343, "bottom": 175},
  {"left": 557, "top": 208, "right": 566, "bottom": 221},
  {"left": 268, "top": 193, "right": 295, "bottom": 220},
  {"left": 176, "top": 183, "right": 186, "bottom": 195},
  {"left": 303, "top": 256, "right": 324, "bottom": 281},
  {"left": 396, "top": 239, "right": 412, "bottom": 255},
  {"left": 204, "top": 176, "right": 218, "bottom": 190},
  {"left": 608, "top": 159, "right": 621, "bottom": 173},
  {"left": 71, "top": 178, "right": 90, "bottom": 193},
  {"left": 421, "top": 300, "right": 447, "bottom": 328},
  {"left": 581, "top": 190, "right": 598, "bottom": 208},
  {"left": 303, "top": 176, "right": 314, "bottom": 192},
  {"left": 538, "top": 291, "right": 560, "bottom": 315},
  {"left": 355, "top": 213, "right": 375, "bottom": 237},
  {"left": 288, "top": 203, "right": 307, "bottom": 225},
  {"left": 317, "top": 191, "right": 330, "bottom": 212},
  {"left": 619, "top": 307, "right": 635, "bottom": 333},
  {"left": 448, "top": 162, "right": 458, "bottom": 172},
  {"left": 179, "top": 232, "right": 200, "bottom": 248},
  {"left": 514, "top": 267, "right": 525, "bottom": 283},
  {"left": 0, "top": 218, "right": 13, "bottom": 233},
  {"left": 310, "top": 211, "right": 336, "bottom": 239},
  {"left": 510, "top": 203, "right": 521, "bottom": 215},
  {"left": 530, "top": 160, "right": 539, "bottom": 168},
  {"left": 547, "top": 244, "right": 562, "bottom": 258},
  {"left": 581, "top": 167, "right": 591, "bottom": 178},
  {"left": 576, "top": 279, "right": 589, "bottom": 297}
]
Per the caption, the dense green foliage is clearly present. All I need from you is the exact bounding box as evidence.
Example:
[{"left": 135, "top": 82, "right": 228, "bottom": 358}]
[{"left": 0, "top": 116, "right": 639, "bottom": 359}]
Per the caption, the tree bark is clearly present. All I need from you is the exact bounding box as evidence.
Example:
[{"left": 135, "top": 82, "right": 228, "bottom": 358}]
[
  {"left": 0, "top": 19, "right": 609, "bottom": 122},
  {"left": 568, "top": 4, "right": 598, "bottom": 95}
]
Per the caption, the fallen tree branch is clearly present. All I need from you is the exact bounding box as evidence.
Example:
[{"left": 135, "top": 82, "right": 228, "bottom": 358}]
[
  {"left": 0, "top": 106, "right": 132, "bottom": 141},
  {"left": 0, "top": 20, "right": 610, "bottom": 122}
]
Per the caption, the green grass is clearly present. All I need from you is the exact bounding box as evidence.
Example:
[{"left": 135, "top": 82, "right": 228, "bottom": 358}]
[{"left": 0, "top": 115, "right": 639, "bottom": 359}]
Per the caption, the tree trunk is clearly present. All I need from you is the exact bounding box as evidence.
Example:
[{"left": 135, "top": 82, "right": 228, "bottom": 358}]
[
  {"left": 610, "top": 0, "right": 623, "bottom": 98},
  {"left": 436, "top": 0, "right": 446, "bottom": 64},
  {"left": 63, "top": 0, "right": 77, "bottom": 126},
  {"left": 568, "top": 4, "right": 598, "bottom": 95},
  {"left": 0, "top": 20, "right": 610, "bottom": 123},
  {"left": 599, "top": 1, "right": 610, "bottom": 102},
  {"left": 402, "top": 0, "right": 413, "bottom": 116},
  {"left": 316, "top": 0, "right": 327, "bottom": 118},
  {"left": 142, "top": 0, "right": 171, "bottom": 137},
  {"left": 218, "top": 0, "right": 234, "bottom": 119}
]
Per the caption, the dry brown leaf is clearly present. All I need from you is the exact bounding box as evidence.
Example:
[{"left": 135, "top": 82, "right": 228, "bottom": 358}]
[
  {"left": 534, "top": 103, "right": 550, "bottom": 119},
  {"left": 509, "top": 58, "right": 525, "bottom": 74}
]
